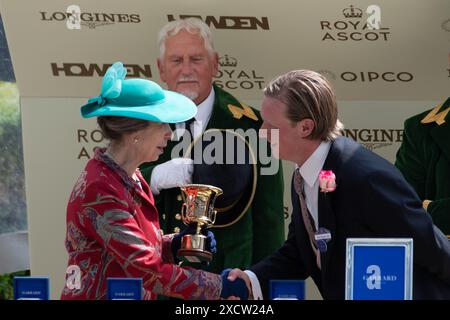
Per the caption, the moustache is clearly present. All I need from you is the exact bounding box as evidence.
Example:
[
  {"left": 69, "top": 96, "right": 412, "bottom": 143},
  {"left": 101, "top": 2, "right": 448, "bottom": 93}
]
[{"left": 177, "top": 76, "right": 198, "bottom": 83}]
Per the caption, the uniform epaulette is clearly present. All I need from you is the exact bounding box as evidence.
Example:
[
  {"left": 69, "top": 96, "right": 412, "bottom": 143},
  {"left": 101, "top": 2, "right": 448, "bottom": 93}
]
[
  {"left": 227, "top": 103, "right": 259, "bottom": 121},
  {"left": 421, "top": 104, "right": 450, "bottom": 126}
]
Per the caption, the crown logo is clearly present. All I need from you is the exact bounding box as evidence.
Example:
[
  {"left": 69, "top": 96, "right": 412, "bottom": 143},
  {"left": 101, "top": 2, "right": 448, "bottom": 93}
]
[
  {"left": 219, "top": 54, "right": 238, "bottom": 67},
  {"left": 342, "top": 5, "right": 363, "bottom": 18}
]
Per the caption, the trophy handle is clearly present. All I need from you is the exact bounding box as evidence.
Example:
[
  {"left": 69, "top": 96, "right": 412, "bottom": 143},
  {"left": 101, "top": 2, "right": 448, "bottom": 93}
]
[
  {"left": 181, "top": 202, "right": 189, "bottom": 226},
  {"left": 210, "top": 209, "right": 217, "bottom": 225}
]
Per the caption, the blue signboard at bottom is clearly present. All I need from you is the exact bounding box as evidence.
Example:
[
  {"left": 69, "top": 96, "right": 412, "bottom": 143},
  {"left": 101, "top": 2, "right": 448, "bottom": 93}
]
[
  {"left": 107, "top": 278, "right": 142, "bottom": 300},
  {"left": 345, "top": 238, "right": 413, "bottom": 300},
  {"left": 269, "top": 280, "right": 305, "bottom": 300},
  {"left": 14, "top": 277, "right": 50, "bottom": 300}
]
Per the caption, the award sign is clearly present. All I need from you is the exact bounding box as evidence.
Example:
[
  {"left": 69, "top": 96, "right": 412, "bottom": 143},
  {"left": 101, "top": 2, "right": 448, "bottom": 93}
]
[
  {"left": 13, "top": 277, "right": 49, "bottom": 300},
  {"left": 107, "top": 278, "right": 142, "bottom": 300},
  {"left": 345, "top": 238, "right": 413, "bottom": 300},
  {"left": 269, "top": 280, "right": 305, "bottom": 300}
]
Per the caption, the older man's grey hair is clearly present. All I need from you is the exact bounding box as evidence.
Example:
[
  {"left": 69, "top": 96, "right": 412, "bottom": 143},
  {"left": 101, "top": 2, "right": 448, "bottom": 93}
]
[{"left": 158, "top": 18, "right": 216, "bottom": 59}]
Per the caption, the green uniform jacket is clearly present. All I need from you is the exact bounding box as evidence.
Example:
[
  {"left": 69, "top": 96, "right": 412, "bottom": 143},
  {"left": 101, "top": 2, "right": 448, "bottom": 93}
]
[
  {"left": 140, "top": 85, "right": 285, "bottom": 273},
  {"left": 395, "top": 97, "right": 450, "bottom": 236}
]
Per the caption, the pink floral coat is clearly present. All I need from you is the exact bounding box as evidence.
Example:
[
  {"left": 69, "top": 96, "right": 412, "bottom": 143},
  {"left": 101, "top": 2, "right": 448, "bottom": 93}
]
[{"left": 61, "top": 149, "right": 221, "bottom": 300}]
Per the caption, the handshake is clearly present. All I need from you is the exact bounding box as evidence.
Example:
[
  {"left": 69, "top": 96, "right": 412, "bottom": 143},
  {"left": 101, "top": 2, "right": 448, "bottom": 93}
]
[{"left": 220, "top": 268, "right": 252, "bottom": 300}]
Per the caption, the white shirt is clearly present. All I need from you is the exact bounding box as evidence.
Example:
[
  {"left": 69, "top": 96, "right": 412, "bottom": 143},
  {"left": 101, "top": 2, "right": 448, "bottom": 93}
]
[
  {"left": 174, "top": 86, "right": 215, "bottom": 140},
  {"left": 246, "top": 141, "right": 332, "bottom": 300},
  {"left": 297, "top": 141, "right": 331, "bottom": 229}
]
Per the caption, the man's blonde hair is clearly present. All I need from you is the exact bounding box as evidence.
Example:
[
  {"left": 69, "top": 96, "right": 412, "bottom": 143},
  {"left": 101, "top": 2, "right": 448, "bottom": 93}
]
[{"left": 264, "top": 70, "right": 343, "bottom": 141}]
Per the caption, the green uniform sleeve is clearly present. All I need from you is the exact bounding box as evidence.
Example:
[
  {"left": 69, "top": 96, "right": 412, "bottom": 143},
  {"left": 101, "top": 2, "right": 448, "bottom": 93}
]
[
  {"left": 395, "top": 118, "right": 427, "bottom": 198},
  {"left": 428, "top": 199, "right": 450, "bottom": 235}
]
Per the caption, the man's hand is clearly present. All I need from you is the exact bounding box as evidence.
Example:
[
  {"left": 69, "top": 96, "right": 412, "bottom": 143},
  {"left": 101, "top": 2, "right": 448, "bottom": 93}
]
[
  {"left": 220, "top": 268, "right": 251, "bottom": 300},
  {"left": 226, "top": 268, "right": 253, "bottom": 299},
  {"left": 150, "top": 158, "right": 193, "bottom": 195}
]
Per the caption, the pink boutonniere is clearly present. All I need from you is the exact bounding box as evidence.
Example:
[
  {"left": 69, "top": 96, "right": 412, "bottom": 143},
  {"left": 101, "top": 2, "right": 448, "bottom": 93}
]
[{"left": 319, "top": 170, "right": 336, "bottom": 193}]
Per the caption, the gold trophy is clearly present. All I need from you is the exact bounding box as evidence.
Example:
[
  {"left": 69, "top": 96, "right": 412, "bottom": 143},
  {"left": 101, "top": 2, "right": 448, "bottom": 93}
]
[{"left": 177, "top": 184, "right": 223, "bottom": 263}]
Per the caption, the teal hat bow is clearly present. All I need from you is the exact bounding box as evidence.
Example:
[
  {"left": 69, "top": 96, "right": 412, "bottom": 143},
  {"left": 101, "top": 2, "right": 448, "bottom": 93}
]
[{"left": 81, "top": 62, "right": 196, "bottom": 123}]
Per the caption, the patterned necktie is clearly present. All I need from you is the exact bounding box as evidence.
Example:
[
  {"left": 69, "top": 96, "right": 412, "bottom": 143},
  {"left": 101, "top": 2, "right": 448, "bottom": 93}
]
[{"left": 294, "top": 168, "right": 321, "bottom": 269}]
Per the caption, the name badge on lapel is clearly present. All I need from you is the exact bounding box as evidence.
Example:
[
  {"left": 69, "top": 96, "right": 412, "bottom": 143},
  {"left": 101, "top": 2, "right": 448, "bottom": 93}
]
[{"left": 315, "top": 227, "right": 331, "bottom": 253}]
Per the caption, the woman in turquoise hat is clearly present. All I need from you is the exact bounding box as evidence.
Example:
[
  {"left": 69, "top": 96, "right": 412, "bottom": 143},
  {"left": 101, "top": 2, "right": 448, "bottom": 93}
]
[{"left": 61, "top": 62, "right": 247, "bottom": 300}]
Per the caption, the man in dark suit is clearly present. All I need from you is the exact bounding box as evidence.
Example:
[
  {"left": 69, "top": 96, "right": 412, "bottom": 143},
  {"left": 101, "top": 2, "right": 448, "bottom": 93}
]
[{"left": 227, "top": 70, "right": 450, "bottom": 299}]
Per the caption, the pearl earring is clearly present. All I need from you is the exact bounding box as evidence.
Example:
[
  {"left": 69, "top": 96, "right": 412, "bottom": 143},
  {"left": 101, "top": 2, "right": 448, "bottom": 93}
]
[{"left": 133, "top": 138, "right": 139, "bottom": 144}]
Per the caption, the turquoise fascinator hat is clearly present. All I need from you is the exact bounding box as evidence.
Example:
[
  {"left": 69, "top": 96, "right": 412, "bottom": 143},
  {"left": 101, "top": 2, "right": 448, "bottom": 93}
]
[{"left": 81, "top": 62, "right": 196, "bottom": 123}]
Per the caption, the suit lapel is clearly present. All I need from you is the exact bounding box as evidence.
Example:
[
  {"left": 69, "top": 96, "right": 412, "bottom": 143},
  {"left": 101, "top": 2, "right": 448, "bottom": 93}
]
[
  {"left": 317, "top": 191, "right": 336, "bottom": 273},
  {"left": 317, "top": 138, "right": 342, "bottom": 274},
  {"left": 135, "top": 182, "right": 153, "bottom": 207}
]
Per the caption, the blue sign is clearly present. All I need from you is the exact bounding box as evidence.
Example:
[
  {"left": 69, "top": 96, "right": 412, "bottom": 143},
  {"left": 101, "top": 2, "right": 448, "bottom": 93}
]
[
  {"left": 345, "top": 238, "right": 413, "bottom": 300},
  {"left": 107, "top": 278, "right": 142, "bottom": 300},
  {"left": 14, "top": 277, "right": 49, "bottom": 300},
  {"left": 269, "top": 280, "right": 305, "bottom": 300}
]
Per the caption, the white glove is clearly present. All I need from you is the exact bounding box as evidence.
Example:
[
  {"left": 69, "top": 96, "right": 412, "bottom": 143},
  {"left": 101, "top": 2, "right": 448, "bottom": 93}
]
[{"left": 150, "top": 158, "right": 193, "bottom": 195}]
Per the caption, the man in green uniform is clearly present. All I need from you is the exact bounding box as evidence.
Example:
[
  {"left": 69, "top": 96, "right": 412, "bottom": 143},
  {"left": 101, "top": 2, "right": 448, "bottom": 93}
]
[
  {"left": 140, "top": 18, "right": 285, "bottom": 273},
  {"left": 395, "top": 97, "right": 450, "bottom": 237}
]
